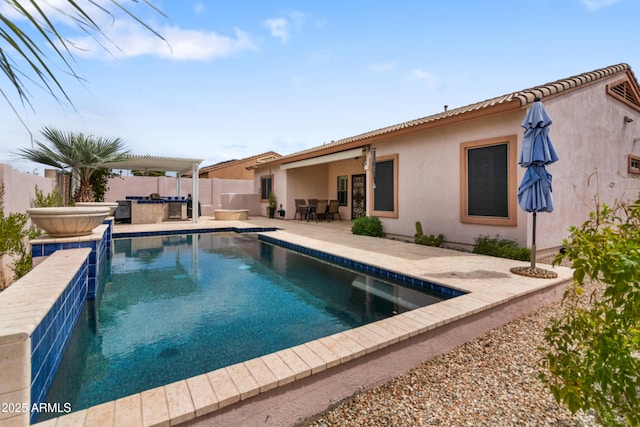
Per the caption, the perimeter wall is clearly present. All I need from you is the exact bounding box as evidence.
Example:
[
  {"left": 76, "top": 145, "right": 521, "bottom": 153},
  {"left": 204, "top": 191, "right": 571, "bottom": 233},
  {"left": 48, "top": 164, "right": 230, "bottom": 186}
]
[
  {"left": 0, "top": 164, "right": 256, "bottom": 288},
  {"left": 103, "top": 175, "right": 254, "bottom": 215}
]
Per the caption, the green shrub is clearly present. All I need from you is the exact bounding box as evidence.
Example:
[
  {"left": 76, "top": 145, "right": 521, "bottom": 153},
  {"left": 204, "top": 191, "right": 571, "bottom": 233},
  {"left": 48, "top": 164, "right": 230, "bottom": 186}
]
[
  {"left": 0, "top": 185, "right": 39, "bottom": 288},
  {"left": 472, "top": 234, "right": 530, "bottom": 261},
  {"left": 90, "top": 167, "right": 120, "bottom": 202},
  {"left": 351, "top": 216, "right": 383, "bottom": 237},
  {"left": 415, "top": 221, "right": 443, "bottom": 247},
  {"left": 540, "top": 200, "right": 640, "bottom": 426},
  {"left": 32, "top": 185, "right": 64, "bottom": 207}
]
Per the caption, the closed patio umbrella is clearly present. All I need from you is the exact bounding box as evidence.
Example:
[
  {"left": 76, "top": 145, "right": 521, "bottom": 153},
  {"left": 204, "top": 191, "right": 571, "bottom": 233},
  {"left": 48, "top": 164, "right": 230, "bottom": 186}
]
[
  {"left": 519, "top": 98, "right": 559, "bottom": 167},
  {"left": 513, "top": 97, "right": 559, "bottom": 278},
  {"left": 517, "top": 163, "right": 553, "bottom": 214}
]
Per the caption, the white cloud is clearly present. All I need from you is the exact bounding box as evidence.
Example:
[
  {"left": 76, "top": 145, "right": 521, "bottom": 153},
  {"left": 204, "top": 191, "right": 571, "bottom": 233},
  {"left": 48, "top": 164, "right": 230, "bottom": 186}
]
[
  {"left": 158, "top": 26, "right": 256, "bottom": 60},
  {"left": 0, "top": 0, "right": 144, "bottom": 26},
  {"left": 264, "top": 11, "right": 306, "bottom": 44},
  {"left": 193, "top": 3, "right": 206, "bottom": 14},
  {"left": 2, "top": 1, "right": 255, "bottom": 61},
  {"left": 67, "top": 21, "right": 256, "bottom": 61},
  {"left": 368, "top": 62, "right": 397, "bottom": 74},
  {"left": 580, "top": 0, "right": 620, "bottom": 11},
  {"left": 264, "top": 17, "right": 290, "bottom": 43},
  {"left": 408, "top": 69, "right": 437, "bottom": 89}
]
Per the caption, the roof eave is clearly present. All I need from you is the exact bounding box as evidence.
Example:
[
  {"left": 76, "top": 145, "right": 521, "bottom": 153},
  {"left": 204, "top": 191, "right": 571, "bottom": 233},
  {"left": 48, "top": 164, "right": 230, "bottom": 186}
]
[
  {"left": 254, "top": 99, "right": 523, "bottom": 169},
  {"left": 253, "top": 63, "right": 633, "bottom": 169}
]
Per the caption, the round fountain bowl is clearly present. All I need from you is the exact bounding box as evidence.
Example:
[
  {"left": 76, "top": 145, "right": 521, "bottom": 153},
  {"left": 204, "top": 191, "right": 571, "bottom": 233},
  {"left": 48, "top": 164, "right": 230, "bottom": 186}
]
[
  {"left": 75, "top": 201, "right": 119, "bottom": 216},
  {"left": 27, "top": 207, "right": 111, "bottom": 237}
]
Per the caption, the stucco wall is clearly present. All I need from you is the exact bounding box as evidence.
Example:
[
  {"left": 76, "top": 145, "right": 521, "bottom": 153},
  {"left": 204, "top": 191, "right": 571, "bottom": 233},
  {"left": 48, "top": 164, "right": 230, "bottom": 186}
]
[
  {"left": 0, "top": 164, "right": 56, "bottom": 287},
  {"left": 0, "top": 164, "right": 55, "bottom": 214},
  {"left": 252, "top": 74, "right": 640, "bottom": 251},
  {"left": 538, "top": 81, "right": 640, "bottom": 250},
  {"left": 371, "top": 110, "right": 528, "bottom": 247},
  {"left": 255, "top": 159, "right": 365, "bottom": 220},
  {"left": 104, "top": 176, "right": 254, "bottom": 215},
  {"left": 279, "top": 165, "right": 329, "bottom": 218},
  {"left": 220, "top": 193, "right": 261, "bottom": 216},
  {"left": 327, "top": 158, "right": 367, "bottom": 220}
]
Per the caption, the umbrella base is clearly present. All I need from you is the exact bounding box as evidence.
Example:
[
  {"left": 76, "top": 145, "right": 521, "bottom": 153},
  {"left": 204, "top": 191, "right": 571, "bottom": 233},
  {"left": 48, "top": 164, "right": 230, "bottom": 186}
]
[{"left": 510, "top": 266, "right": 558, "bottom": 279}]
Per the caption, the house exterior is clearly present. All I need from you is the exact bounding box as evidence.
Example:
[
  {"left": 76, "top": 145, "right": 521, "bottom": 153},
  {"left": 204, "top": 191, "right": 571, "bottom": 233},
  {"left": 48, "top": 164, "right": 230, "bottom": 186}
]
[
  {"left": 197, "top": 151, "right": 280, "bottom": 179},
  {"left": 252, "top": 63, "right": 640, "bottom": 253}
]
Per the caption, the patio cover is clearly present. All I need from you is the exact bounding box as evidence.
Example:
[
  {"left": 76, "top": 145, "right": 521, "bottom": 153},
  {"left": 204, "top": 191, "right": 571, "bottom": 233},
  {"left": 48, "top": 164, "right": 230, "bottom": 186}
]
[
  {"left": 100, "top": 155, "right": 204, "bottom": 223},
  {"left": 279, "top": 147, "right": 366, "bottom": 170}
]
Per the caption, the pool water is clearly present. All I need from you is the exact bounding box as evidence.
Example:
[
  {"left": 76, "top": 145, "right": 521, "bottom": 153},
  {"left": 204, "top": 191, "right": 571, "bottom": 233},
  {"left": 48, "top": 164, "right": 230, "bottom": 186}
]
[{"left": 43, "top": 232, "right": 451, "bottom": 416}]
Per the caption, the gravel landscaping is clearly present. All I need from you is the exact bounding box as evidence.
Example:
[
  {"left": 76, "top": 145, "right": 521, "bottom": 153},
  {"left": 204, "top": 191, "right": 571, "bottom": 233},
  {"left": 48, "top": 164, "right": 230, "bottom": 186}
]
[{"left": 304, "top": 257, "right": 599, "bottom": 427}]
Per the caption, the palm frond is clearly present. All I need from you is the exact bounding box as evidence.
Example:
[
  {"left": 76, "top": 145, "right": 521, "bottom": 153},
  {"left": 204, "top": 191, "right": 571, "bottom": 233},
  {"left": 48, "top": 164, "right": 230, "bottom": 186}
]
[{"left": 1, "top": 0, "right": 164, "bottom": 109}]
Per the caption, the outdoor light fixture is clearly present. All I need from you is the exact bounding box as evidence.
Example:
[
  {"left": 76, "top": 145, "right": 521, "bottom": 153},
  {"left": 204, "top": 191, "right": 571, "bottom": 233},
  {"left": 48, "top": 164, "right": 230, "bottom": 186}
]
[{"left": 625, "top": 115, "right": 634, "bottom": 123}]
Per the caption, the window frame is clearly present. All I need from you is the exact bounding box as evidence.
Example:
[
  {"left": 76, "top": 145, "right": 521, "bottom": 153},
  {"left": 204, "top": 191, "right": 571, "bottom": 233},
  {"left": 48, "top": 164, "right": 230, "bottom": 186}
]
[
  {"left": 629, "top": 154, "right": 640, "bottom": 174},
  {"left": 337, "top": 175, "right": 348, "bottom": 206},
  {"left": 260, "top": 174, "right": 273, "bottom": 201},
  {"left": 370, "top": 153, "right": 399, "bottom": 218},
  {"left": 460, "top": 135, "right": 517, "bottom": 226}
]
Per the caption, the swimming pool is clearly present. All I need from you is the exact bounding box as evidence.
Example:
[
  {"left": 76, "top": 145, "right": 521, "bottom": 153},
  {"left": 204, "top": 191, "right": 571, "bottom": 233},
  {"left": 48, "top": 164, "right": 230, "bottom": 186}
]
[{"left": 41, "top": 232, "right": 456, "bottom": 417}]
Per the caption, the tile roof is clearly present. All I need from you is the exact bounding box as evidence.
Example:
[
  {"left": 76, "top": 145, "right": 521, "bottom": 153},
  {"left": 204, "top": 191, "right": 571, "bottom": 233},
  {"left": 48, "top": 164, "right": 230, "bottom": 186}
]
[
  {"left": 271, "top": 63, "right": 633, "bottom": 163},
  {"left": 199, "top": 151, "right": 281, "bottom": 173}
]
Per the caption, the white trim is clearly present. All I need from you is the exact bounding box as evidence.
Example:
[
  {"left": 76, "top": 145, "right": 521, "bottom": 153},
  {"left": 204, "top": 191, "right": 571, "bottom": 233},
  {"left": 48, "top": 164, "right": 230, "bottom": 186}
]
[
  {"left": 279, "top": 148, "right": 365, "bottom": 170},
  {"left": 102, "top": 155, "right": 203, "bottom": 175}
]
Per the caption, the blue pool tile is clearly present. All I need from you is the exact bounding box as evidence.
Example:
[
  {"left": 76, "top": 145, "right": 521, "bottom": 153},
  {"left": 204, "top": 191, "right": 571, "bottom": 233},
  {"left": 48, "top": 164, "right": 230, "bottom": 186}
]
[
  {"left": 43, "top": 243, "right": 62, "bottom": 256},
  {"left": 62, "top": 241, "right": 80, "bottom": 249},
  {"left": 31, "top": 245, "right": 44, "bottom": 257},
  {"left": 257, "top": 234, "right": 465, "bottom": 298}
]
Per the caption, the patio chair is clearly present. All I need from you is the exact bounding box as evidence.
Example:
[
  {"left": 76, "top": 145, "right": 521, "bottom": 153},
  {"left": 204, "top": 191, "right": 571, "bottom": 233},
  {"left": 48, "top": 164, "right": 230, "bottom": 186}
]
[
  {"left": 327, "top": 199, "right": 342, "bottom": 222},
  {"left": 294, "top": 199, "right": 308, "bottom": 220},
  {"left": 305, "top": 199, "right": 318, "bottom": 222},
  {"left": 312, "top": 200, "right": 328, "bottom": 222}
]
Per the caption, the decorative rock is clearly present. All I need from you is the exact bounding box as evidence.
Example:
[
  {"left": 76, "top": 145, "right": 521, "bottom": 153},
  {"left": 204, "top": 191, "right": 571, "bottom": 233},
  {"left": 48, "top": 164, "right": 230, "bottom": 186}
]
[
  {"left": 510, "top": 266, "right": 558, "bottom": 279},
  {"left": 306, "top": 256, "right": 596, "bottom": 427}
]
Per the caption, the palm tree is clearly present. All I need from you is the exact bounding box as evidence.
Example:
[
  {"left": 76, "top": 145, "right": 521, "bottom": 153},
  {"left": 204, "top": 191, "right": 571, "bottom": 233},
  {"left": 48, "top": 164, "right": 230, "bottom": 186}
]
[
  {"left": 1, "top": 1, "right": 164, "bottom": 111},
  {"left": 16, "top": 127, "right": 129, "bottom": 202}
]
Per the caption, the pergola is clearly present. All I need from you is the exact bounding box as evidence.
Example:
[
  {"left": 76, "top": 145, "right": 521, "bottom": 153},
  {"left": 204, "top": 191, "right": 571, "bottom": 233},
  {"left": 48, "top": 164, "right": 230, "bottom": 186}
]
[{"left": 100, "top": 154, "right": 203, "bottom": 223}]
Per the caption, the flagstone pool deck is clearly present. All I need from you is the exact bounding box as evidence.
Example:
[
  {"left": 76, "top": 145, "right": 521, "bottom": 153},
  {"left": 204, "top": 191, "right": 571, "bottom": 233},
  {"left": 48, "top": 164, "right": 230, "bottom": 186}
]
[{"left": 32, "top": 216, "right": 573, "bottom": 427}]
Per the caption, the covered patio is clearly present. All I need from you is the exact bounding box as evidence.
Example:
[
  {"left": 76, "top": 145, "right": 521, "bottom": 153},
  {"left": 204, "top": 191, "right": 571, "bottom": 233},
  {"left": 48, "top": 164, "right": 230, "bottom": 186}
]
[{"left": 100, "top": 155, "right": 204, "bottom": 224}]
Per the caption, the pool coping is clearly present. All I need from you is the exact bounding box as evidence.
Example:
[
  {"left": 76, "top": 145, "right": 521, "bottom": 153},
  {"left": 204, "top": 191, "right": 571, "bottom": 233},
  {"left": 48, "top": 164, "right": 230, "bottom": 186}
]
[{"left": 31, "top": 219, "right": 573, "bottom": 427}]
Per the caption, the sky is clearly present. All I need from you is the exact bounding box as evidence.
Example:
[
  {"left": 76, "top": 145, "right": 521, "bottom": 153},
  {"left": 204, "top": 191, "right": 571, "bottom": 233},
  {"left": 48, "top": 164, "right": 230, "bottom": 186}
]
[{"left": 1, "top": 0, "right": 639, "bottom": 175}]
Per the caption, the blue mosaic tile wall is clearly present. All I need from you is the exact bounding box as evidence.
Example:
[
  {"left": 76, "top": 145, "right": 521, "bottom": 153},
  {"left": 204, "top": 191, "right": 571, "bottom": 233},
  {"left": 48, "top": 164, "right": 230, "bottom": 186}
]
[
  {"left": 112, "top": 226, "right": 278, "bottom": 239},
  {"left": 30, "top": 257, "right": 88, "bottom": 424},
  {"left": 104, "top": 218, "right": 113, "bottom": 253},
  {"left": 258, "top": 234, "right": 465, "bottom": 298},
  {"left": 30, "top": 222, "right": 110, "bottom": 300}
]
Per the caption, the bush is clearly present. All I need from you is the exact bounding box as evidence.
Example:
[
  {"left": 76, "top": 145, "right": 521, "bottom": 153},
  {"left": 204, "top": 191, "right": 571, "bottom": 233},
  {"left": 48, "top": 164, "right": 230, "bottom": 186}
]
[
  {"left": 472, "top": 235, "right": 530, "bottom": 261},
  {"left": 90, "top": 167, "right": 116, "bottom": 202},
  {"left": 32, "top": 185, "right": 64, "bottom": 207},
  {"left": 415, "top": 221, "right": 443, "bottom": 247},
  {"left": 351, "top": 216, "right": 383, "bottom": 237},
  {"left": 540, "top": 200, "right": 640, "bottom": 426},
  {"left": 0, "top": 185, "right": 39, "bottom": 288}
]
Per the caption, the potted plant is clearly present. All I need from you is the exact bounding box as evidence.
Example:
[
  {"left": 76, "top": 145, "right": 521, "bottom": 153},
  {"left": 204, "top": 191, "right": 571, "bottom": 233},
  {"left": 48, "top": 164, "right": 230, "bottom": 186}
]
[{"left": 267, "top": 192, "right": 277, "bottom": 218}]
